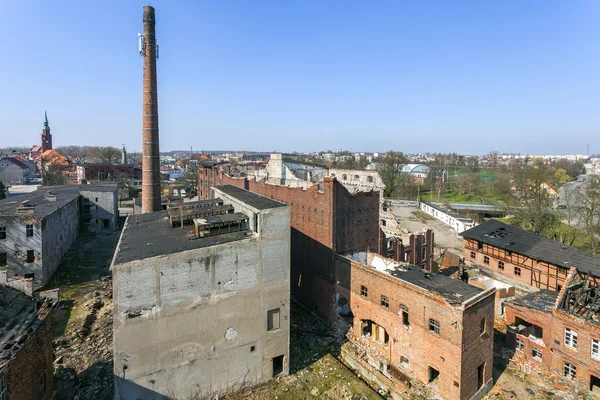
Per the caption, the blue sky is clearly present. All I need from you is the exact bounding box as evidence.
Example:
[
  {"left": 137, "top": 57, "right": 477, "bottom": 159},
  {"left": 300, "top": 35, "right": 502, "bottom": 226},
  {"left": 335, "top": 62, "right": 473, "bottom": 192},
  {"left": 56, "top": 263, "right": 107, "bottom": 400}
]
[{"left": 1, "top": 1, "right": 599, "bottom": 154}]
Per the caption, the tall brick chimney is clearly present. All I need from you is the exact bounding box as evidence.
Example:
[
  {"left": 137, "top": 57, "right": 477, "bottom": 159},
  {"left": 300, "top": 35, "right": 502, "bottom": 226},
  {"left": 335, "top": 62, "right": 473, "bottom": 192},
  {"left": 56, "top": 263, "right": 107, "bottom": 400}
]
[{"left": 141, "top": 5, "right": 161, "bottom": 213}]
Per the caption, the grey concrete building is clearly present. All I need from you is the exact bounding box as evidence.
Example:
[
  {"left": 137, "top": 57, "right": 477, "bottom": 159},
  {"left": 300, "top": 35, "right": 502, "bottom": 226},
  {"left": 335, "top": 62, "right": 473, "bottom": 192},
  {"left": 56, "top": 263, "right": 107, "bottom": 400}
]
[
  {"left": 0, "top": 185, "right": 119, "bottom": 284},
  {"left": 112, "top": 185, "right": 290, "bottom": 400},
  {"left": 0, "top": 157, "right": 32, "bottom": 185}
]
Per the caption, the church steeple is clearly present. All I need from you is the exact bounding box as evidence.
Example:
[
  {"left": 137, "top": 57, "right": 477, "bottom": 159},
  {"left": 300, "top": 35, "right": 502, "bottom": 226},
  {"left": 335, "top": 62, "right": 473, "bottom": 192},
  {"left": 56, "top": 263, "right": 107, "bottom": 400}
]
[{"left": 41, "top": 111, "right": 52, "bottom": 152}]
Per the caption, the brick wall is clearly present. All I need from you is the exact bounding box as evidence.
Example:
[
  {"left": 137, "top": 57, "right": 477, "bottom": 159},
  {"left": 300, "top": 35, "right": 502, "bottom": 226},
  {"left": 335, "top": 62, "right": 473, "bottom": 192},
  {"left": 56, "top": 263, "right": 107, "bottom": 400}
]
[
  {"left": 380, "top": 230, "right": 435, "bottom": 271},
  {"left": 5, "top": 304, "right": 54, "bottom": 399},
  {"left": 505, "top": 302, "right": 554, "bottom": 370},
  {"left": 463, "top": 239, "right": 569, "bottom": 291},
  {"left": 342, "top": 255, "right": 495, "bottom": 400},
  {"left": 198, "top": 165, "right": 382, "bottom": 322},
  {"left": 551, "top": 310, "right": 600, "bottom": 390}
]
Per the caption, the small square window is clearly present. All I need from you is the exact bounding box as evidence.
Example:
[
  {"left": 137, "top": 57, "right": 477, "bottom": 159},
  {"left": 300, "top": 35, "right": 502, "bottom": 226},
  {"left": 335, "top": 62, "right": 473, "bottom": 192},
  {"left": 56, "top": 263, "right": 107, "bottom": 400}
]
[
  {"left": 429, "top": 318, "right": 440, "bottom": 334},
  {"left": 381, "top": 295, "right": 389, "bottom": 309},
  {"left": 498, "top": 261, "right": 504, "bottom": 270},
  {"left": 514, "top": 267, "right": 521, "bottom": 276},
  {"left": 26, "top": 224, "right": 34, "bottom": 237},
  {"left": 470, "top": 251, "right": 476, "bottom": 259},
  {"left": 483, "top": 256, "right": 489, "bottom": 265},
  {"left": 516, "top": 338, "right": 524, "bottom": 352},
  {"left": 250, "top": 345, "right": 256, "bottom": 352},
  {"left": 532, "top": 347, "right": 542, "bottom": 361},
  {"left": 360, "top": 285, "right": 368, "bottom": 297}
]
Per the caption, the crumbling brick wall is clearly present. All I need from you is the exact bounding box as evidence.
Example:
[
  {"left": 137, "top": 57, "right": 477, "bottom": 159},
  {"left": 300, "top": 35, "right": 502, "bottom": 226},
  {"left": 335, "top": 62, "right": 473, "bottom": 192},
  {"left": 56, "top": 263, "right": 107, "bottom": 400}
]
[
  {"left": 4, "top": 305, "right": 54, "bottom": 399},
  {"left": 343, "top": 255, "right": 495, "bottom": 400}
]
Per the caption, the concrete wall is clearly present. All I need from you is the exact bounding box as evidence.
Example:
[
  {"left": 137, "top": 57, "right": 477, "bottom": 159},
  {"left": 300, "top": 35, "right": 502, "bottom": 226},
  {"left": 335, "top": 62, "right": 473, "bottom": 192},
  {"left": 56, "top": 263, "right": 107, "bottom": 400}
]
[
  {"left": 0, "top": 159, "right": 29, "bottom": 184},
  {"left": 113, "top": 202, "right": 290, "bottom": 399},
  {"left": 80, "top": 189, "right": 119, "bottom": 233},
  {"left": 41, "top": 199, "right": 79, "bottom": 284},
  {"left": 420, "top": 203, "right": 475, "bottom": 234}
]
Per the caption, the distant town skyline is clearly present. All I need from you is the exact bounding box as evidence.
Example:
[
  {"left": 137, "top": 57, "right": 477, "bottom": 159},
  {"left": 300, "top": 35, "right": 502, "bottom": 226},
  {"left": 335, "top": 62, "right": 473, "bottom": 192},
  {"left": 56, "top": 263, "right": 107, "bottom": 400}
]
[{"left": 1, "top": 1, "right": 599, "bottom": 154}]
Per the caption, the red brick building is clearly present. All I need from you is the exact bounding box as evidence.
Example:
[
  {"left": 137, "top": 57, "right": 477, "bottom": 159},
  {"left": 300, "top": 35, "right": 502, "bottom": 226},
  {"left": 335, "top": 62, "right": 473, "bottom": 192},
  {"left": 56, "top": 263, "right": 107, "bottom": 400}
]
[
  {"left": 335, "top": 251, "right": 496, "bottom": 400},
  {"left": 460, "top": 220, "right": 598, "bottom": 292},
  {"left": 505, "top": 268, "right": 600, "bottom": 394},
  {"left": 380, "top": 230, "right": 435, "bottom": 271},
  {"left": 0, "top": 286, "right": 54, "bottom": 399},
  {"left": 199, "top": 162, "right": 381, "bottom": 321},
  {"left": 76, "top": 163, "right": 135, "bottom": 183}
]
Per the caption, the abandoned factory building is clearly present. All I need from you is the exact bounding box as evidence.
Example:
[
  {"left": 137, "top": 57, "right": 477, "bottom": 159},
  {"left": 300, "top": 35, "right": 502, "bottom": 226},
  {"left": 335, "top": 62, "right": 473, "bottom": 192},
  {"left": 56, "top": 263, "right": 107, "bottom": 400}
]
[
  {"left": 112, "top": 185, "right": 290, "bottom": 399},
  {"left": 336, "top": 251, "right": 496, "bottom": 400},
  {"left": 198, "top": 161, "right": 380, "bottom": 322},
  {"left": 0, "top": 286, "right": 55, "bottom": 400},
  {"left": 0, "top": 185, "right": 119, "bottom": 284},
  {"left": 505, "top": 265, "right": 600, "bottom": 394},
  {"left": 460, "top": 219, "right": 600, "bottom": 292}
]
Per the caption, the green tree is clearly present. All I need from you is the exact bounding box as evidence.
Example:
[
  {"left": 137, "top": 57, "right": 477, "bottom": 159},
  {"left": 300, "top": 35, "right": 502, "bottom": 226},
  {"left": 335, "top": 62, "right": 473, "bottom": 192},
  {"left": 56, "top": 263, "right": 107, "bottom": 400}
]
[{"left": 554, "top": 168, "right": 570, "bottom": 185}]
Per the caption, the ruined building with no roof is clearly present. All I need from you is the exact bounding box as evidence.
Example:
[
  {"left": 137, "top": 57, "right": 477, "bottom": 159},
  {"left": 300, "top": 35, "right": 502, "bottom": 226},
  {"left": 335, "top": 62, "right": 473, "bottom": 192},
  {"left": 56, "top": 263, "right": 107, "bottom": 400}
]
[{"left": 112, "top": 185, "right": 290, "bottom": 399}]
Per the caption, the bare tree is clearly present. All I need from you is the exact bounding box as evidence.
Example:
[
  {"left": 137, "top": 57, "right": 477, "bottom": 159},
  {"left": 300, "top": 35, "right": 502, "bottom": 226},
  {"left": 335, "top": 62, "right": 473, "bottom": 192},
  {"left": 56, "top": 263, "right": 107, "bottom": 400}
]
[
  {"left": 577, "top": 179, "right": 600, "bottom": 254},
  {"left": 86, "top": 146, "right": 121, "bottom": 163},
  {"left": 376, "top": 151, "right": 407, "bottom": 197}
]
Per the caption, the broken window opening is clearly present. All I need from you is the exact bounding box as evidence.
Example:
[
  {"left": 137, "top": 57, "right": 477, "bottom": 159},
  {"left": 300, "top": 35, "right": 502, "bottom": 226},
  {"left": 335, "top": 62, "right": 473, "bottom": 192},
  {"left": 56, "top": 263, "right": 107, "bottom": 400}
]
[
  {"left": 429, "top": 318, "right": 440, "bottom": 335},
  {"left": 532, "top": 347, "right": 542, "bottom": 361},
  {"left": 514, "top": 317, "right": 543, "bottom": 340},
  {"left": 26, "top": 250, "right": 34, "bottom": 263},
  {"left": 515, "top": 338, "right": 524, "bottom": 352},
  {"left": 591, "top": 375, "right": 600, "bottom": 394},
  {"left": 477, "top": 363, "right": 485, "bottom": 389},
  {"left": 272, "top": 355, "right": 284, "bottom": 377},
  {"left": 0, "top": 227, "right": 5, "bottom": 240},
  {"left": 361, "top": 320, "right": 389, "bottom": 345},
  {"left": 480, "top": 318, "right": 486, "bottom": 335},
  {"left": 400, "top": 304, "right": 409, "bottom": 326},
  {"left": 428, "top": 366, "right": 439, "bottom": 383},
  {"left": 0, "top": 253, "right": 6, "bottom": 267},
  {"left": 563, "top": 362, "right": 576, "bottom": 380}
]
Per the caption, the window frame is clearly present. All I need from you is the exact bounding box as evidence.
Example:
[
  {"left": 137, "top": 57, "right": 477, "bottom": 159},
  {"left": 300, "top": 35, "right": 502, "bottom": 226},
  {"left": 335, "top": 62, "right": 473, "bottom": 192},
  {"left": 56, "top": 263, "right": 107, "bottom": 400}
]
[
  {"left": 400, "top": 304, "right": 409, "bottom": 326},
  {"left": 592, "top": 338, "right": 599, "bottom": 361},
  {"left": 563, "top": 362, "right": 576, "bottom": 379},
  {"left": 483, "top": 255, "right": 490, "bottom": 265},
  {"left": 0, "top": 226, "right": 5, "bottom": 240},
  {"left": 26, "top": 224, "right": 34, "bottom": 237},
  {"left": 470, "top": 251, "right": 476, "bottom": 259},
  {"left": 498, "top": 260, "right": 504, "bottom": 270},
  {"left": 515, "top": 338, "right": 524, "bottom": 352},
  {"left": 429, "top": 318, "right": 440, "bottom": 335},
  {"left": 381, "top": 295, "right": 389, "bottom": 309},
  {"left": 564, "top": 328, "right": 578, "bottom": 349},
  {"left": 267, "top": 308, "right": 281, "bottom": 332},
  {"left": 514, "top": 266, "right": 521, "bottom": 276},
  {"left": 532, "top": 347, "right": 542, "bottom": 361},
  {"left": 360, "top": 285, "right": 368, "bottom": 297}
]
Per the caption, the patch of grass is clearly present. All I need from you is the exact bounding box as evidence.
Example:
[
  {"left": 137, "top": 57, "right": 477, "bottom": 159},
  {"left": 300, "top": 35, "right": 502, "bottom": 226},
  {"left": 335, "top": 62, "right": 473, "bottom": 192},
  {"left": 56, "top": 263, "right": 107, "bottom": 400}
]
[{"left": 420, "top": 189, "right": 502, "bottom": 205}]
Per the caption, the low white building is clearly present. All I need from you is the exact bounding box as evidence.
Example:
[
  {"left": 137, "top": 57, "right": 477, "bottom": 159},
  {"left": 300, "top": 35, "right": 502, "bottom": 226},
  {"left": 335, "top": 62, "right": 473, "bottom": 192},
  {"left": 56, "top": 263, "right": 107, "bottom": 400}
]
[{"left": 419, "top": 201, "right": 475, "bottom": 233}]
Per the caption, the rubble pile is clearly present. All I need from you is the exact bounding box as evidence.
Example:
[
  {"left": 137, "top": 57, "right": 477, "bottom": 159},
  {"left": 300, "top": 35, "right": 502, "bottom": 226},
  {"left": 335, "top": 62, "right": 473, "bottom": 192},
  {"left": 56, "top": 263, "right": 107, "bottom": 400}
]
[{"left": 53, "top": 282, "right": 114, "bottom": 400}]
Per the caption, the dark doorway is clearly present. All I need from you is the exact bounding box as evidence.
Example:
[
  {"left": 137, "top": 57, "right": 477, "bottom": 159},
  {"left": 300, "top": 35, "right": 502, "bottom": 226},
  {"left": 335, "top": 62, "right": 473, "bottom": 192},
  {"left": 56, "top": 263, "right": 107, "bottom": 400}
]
[
  {"left": 477, "top": 362, "right": 485, "bottom": 389},
  {"left": 428, "top": 366, "right": 439, "bottom": 383},
  {"left": 591, "top": 375, "right": 600, "bottom": 395},
  {"left": 272, "top": 355, "right": 284, "bottom": 377}
]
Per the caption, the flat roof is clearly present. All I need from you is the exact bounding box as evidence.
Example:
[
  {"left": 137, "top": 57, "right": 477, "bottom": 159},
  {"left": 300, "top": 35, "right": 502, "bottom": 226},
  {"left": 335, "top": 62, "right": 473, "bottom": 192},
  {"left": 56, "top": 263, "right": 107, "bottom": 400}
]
[
  {"left": 194, "top": 212, "right": 248, "bottom": 227},
  {"left": 421, "top": 201, "right": 473, "bottom": 222},
  {"left": 460, "top": 219, "right": 600, "bottom": 276},
  {"left": 0, "top": 185, "right": 116, "bottom": 217},
  {"left": 113, "top": 211, "right": 252, "bottom": 264},
  {"left": 0, "top": 286, "right": 42, "bottom": 363},
  {"left": 214, "top": 185, "right": 287, "bottom": 210},
  {"left": 388, "top": 265, "right": 484, "bottom": 303},
  {"left": 507, "top": 290, "right": 557, "bottom": 314}
]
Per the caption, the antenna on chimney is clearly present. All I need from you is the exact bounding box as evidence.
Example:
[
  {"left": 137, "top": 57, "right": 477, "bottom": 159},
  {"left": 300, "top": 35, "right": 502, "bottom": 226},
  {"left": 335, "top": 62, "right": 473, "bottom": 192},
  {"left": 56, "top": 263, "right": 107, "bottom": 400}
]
[{"left": 137, "top": 33, "right": 146, "bottom": 56}]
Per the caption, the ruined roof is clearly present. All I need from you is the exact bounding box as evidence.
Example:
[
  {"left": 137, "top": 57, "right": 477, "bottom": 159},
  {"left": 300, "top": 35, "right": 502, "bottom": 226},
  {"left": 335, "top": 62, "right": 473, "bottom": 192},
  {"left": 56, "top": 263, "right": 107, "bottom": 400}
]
[
  {"left": 0, "top": 185, "right": 116, "bottom": 217},
  {"left": 507, "top": 290, "right": 557, "bottom": 314},
  {"left": 113, "top": 211, "right": 252, "bottom": 265},
  {"left": 215, "top": 185, "right": 287, "bottom": 210},
  {"left": 460, "top": 219, "right": 600, "bottom": 276},
  {"left": 0, "top": 286, "right": 46, "bottom": 365},
  {"left": 388, "top": 265, "right": 484, "bottom": 304}
]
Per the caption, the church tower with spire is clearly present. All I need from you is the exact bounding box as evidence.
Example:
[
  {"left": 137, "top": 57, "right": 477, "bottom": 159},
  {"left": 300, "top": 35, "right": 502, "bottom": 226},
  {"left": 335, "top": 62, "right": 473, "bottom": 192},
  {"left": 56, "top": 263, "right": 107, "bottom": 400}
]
[{"left": 41, "top": 111, "right": 52, "bottom": 152}]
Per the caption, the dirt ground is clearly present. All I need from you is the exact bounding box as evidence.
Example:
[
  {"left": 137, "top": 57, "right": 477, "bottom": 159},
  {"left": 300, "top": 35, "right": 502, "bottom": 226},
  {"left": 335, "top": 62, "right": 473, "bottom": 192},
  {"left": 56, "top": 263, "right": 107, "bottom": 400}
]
[
  {"left": 389, "top": 205, "right": 463, "bottom": 251},
  {"left": 46, "top": 226, "right": 122, "bottom": 400}
]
